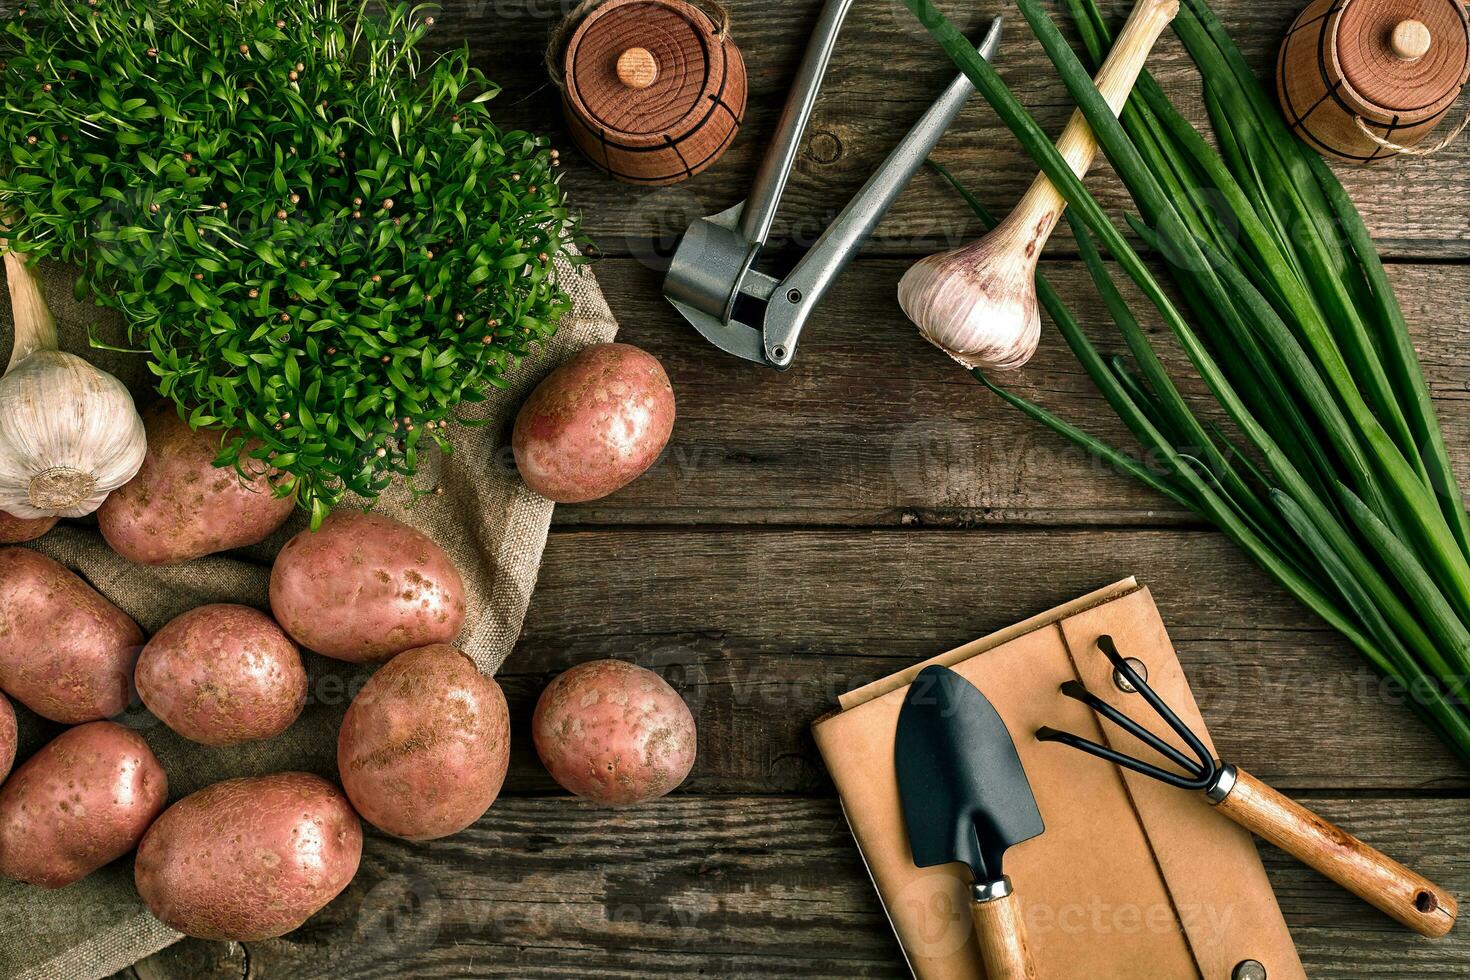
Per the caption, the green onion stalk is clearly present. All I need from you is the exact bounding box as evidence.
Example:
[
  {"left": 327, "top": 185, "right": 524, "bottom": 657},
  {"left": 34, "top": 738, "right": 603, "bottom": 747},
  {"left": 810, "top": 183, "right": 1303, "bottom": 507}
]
[{"left": 902, "top": 0, "right": 1470, "bottom": 762}]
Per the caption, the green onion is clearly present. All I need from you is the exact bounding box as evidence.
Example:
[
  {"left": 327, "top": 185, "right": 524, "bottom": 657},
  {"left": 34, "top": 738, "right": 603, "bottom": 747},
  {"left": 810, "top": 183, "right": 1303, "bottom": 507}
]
[{"left": 903, "top": 0, "right": 1470, "bottom": 762}]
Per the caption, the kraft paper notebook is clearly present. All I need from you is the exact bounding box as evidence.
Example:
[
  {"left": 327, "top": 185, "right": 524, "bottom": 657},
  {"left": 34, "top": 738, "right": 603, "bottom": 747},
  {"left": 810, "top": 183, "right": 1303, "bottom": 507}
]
[{"left": 812, "top": 579, "right": 1306, "bottom": 980}]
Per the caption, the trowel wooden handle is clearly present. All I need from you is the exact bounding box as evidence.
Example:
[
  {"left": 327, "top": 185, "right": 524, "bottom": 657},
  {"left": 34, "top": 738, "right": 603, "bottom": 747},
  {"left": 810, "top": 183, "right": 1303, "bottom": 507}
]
[
  {"left": 1213, "top": 767, "right": 1457, "bottom": 938},
  {"left": 1002, "top": 0, "right": 1179, "bottom": 256},
  {"left": 970, "top": 880, "right": 1037, "bottom": 980}
]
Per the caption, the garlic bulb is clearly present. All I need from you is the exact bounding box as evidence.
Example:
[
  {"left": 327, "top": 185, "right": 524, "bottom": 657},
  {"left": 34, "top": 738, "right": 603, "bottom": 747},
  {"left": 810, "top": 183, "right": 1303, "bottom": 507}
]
[
  {"left": 899, "top": 0, "right": 1179, "bottom": 373},
  {"left": 897, "top": 219, "right": 1043, "bottom": 372},
  {"left": 0, "top": 248, "right": 146, "bottom": 518}
]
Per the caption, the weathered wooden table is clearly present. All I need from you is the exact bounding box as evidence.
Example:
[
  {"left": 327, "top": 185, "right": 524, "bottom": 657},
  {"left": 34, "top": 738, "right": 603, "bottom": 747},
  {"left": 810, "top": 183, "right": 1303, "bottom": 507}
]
[{"left": 121, "top": 0, "right": 1470, "bottom": 976}]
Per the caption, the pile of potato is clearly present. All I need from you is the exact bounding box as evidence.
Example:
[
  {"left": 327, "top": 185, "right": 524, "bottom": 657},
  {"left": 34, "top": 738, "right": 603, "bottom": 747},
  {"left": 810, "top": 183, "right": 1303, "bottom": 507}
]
[{"left": 0, "top": 343, "right": 698, "bottom": 942}]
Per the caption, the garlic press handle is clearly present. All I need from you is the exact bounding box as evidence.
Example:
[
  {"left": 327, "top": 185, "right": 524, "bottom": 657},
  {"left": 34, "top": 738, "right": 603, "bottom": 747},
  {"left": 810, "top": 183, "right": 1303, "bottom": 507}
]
[
  {"left": 758, "top": 18, "right": 1003, "bottom": 369},
  {"left": 738, "top": 0, "right": 857, "bottom": 251}
]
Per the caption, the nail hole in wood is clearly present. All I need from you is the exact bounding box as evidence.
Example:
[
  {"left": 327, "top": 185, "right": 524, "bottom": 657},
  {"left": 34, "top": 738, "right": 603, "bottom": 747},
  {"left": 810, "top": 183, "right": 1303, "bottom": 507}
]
[{"left": 1416, "top": 890, "right": 1437, "bottom": 913}]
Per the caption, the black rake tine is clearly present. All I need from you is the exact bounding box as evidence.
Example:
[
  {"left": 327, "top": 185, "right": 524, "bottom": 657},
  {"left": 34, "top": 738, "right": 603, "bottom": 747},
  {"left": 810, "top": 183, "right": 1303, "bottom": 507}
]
[
  {"left": 1035, "top": 726, "right": 1213, "bottom": 791},
  {"left": 1057, "top": 680, "right": 1206, "bottom": 777},
  {"left": 1096, "top": 635, "right": 1217, "bottom": 778}
]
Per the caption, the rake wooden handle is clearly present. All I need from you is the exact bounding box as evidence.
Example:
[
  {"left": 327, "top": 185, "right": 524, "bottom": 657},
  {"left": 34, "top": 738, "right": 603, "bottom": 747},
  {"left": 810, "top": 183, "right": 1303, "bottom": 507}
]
[
  {"left": 970, "top": 881, "right": 1037, "bottom": 980},
  {"left": 996, "top": 0, "right": 1179, "bottom": 260},
  {"left": 1214, "top": 767, "right": 1457, "bottom": 938}
]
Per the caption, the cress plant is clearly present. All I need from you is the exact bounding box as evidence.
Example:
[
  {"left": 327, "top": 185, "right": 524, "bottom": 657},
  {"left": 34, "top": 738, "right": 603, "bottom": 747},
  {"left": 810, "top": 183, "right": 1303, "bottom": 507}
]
[{"left": 0, "top": 0, "right": 577, "bottom": 524}]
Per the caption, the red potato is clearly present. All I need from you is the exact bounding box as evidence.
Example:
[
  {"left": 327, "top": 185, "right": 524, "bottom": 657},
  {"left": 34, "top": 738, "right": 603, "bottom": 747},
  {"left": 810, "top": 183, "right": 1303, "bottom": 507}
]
[
  {"left": 270, "top": 510, "right": 465, "bottom": 663},
  {"left": 0, "top": 693, "right": 14, "bottom": 783},
  {"left": 98, "top": 402, "right": 296, "bottom": 565},
  {"left": 533, "top": 659, "right": 696, "bottom": 806},
  {"left": 338, "top": 644, "right": 509, "bottom": 840},
  {"left": 0, "top": 510, "right": 57, "bottom": 545},
  {"left": 0, "top": 547, "right": 143, "bottom": 723},
  {"left": 136, "top": 604, "right": 307, "bottom": 746},
  {"left": 513, "top": 342, "right": 675, "bottom": 503},
  {"left": 135, "top": 772, "right": 361, "bottom": 940},
  {"left": 0, "top": 721, "right": 167, "bottom": 888}
]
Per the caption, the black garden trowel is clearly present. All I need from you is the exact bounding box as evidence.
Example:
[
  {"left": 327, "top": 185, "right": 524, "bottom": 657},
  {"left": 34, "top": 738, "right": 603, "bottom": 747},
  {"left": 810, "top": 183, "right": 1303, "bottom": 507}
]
[{"left": 895, "top": 665, "right": 1044, "bottom": 979}]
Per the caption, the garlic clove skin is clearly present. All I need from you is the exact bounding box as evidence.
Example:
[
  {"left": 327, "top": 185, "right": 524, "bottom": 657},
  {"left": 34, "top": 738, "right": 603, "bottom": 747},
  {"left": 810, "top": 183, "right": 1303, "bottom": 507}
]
[
  {"left": 897, "top": 237, "right": 1042, "bottom": 372},
  {"left": 0, "top": 351, "right": 147, "bottom": 518}
]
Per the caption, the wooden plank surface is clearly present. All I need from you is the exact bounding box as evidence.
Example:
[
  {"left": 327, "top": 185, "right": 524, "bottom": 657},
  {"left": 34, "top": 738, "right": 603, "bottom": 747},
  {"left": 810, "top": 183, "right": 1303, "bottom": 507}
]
[
  {"left": 122, "top": 796, "right": 1470, "bottom": 979},
  {"left": 101, "top": 0, "right": 1470, "bottom": 976},
  {"left": 439, "top": 0, "right": 1470, "bottom": 259},
  {"left": 500, "top": 528, "right": 1470, "bottom": 793},
  {"left": 556, "top": 258, "right": 1470, "bottom": 527}
]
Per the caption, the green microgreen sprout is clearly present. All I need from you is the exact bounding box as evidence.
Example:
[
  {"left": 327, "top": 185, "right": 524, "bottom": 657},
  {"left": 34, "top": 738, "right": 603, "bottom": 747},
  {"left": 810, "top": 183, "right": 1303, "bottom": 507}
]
[{"left": 0, "top": 0, "right": 578, "bottom": 525}]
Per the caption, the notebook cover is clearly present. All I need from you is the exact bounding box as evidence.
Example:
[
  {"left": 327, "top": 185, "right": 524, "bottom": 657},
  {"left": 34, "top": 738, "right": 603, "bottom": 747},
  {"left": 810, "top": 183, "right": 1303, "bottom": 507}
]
[{"left": 812, "top": 582, "right": 1305, "bottom": 980}]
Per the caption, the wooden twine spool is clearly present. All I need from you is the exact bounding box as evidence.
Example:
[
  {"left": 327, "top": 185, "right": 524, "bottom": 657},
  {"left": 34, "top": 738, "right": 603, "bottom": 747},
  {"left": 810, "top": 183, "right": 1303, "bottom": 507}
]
[
  {"left": 558, "top": 0, "right": 747, "bottom": 185},
  {"left": 1277, "top": 0, "right": 1470, "bottom": 162}
]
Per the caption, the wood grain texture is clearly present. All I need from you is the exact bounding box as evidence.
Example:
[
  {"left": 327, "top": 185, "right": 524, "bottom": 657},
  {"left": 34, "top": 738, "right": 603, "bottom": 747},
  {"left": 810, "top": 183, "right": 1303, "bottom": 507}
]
[
  {"left": 561, "top": 0, "right": 747, "bottom": 184},
  {"left": 555, "top": 258, "right": 1470, "bottom": 528},
  {"left": 1393, "top": 19, "right": 1435, "bottom": 61},
  {"left": 110, "top": 796, "right": 1470, "bottom": 980},
  {"left": 129, "top": 940, "right": 244, "bottom": 980},
  {"left": 1217, "top": 768, "right": 1458, "bottom": 937},
  {"left": 616, "top": 47, "right": 660, "bottom": 90},
  {"left": 426, "top": 0, "right": 1470, "bottom": 257},
  {"left": 970, "top": 888, "right": 1037, "bottom": 980},
  {"left": 495, "top": 528, "right": 1470, "bottom": 792}
]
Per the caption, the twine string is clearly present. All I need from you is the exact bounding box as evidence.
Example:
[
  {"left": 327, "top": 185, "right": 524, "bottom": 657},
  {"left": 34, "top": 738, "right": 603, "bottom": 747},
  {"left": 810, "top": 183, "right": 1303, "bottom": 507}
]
[
  {"left": 546, "top": 0, "right": 732, "bottom": 90},
  {"left": 1354, "top": 97, "right": 1470, "bottom": 156}
]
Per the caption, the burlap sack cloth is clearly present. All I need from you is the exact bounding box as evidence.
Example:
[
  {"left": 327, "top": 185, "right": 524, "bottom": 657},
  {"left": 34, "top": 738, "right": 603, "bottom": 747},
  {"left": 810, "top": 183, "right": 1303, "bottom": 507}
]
[{"left": 0, "top": 251, "right": 618, "bottom": 979}]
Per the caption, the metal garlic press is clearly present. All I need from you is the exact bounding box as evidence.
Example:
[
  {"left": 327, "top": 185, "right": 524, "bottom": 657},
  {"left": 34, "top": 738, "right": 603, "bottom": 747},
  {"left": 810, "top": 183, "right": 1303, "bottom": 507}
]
[{"left": 662, "top": 5, "right": 1002, "bottom": 370}]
